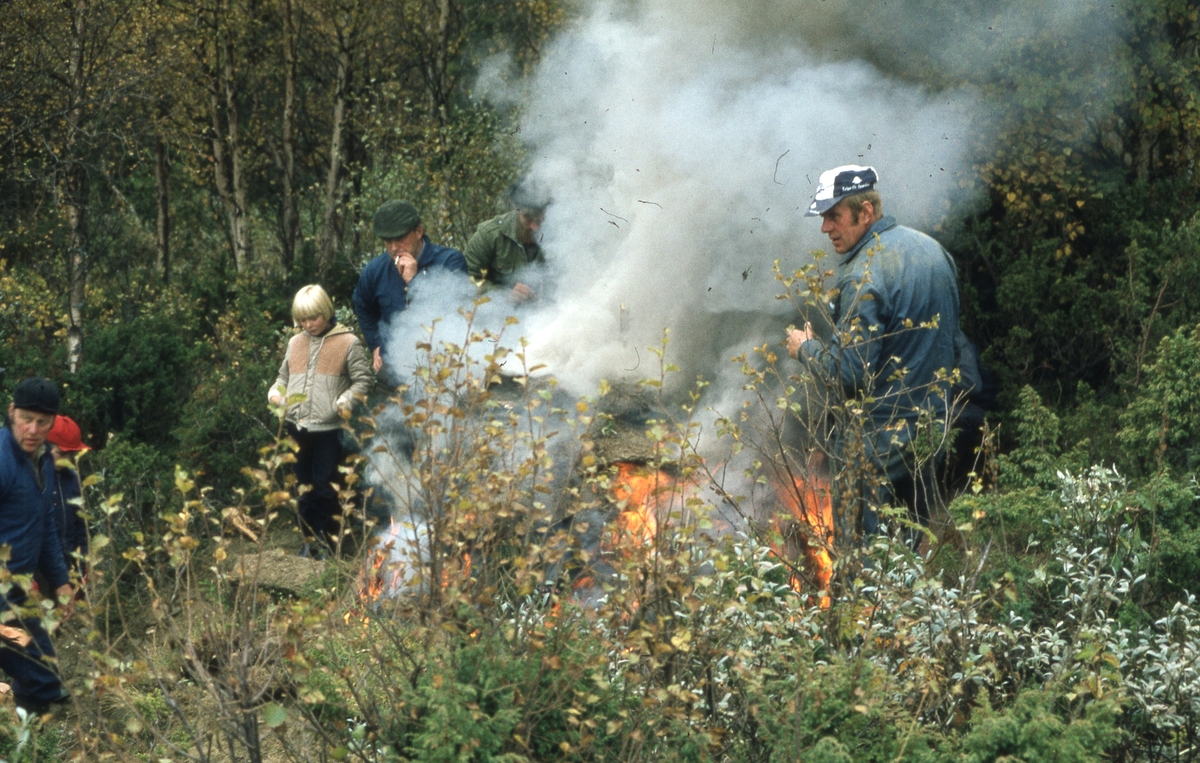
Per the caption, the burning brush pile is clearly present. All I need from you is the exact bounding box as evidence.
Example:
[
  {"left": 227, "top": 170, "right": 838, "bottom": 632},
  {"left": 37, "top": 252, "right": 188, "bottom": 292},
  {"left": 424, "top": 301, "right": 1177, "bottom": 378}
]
[
  {"left": 198, "top": 328, "right": 1185, "bottom": 763},
  {"left": 351, "top": 324, "right": 837, "bottom": 616}
]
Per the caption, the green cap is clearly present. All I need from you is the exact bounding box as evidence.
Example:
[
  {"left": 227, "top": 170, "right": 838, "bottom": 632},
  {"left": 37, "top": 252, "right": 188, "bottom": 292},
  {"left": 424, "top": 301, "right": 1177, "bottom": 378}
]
[{"left": 373, "top": 200, "right": 421, "bottom": 239}]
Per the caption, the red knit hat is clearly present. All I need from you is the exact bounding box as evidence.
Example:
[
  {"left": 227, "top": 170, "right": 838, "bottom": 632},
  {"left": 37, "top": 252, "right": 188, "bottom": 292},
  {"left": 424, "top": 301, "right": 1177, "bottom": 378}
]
[{"left": 46, "top": 415, "right": 88, "bottom": 453}]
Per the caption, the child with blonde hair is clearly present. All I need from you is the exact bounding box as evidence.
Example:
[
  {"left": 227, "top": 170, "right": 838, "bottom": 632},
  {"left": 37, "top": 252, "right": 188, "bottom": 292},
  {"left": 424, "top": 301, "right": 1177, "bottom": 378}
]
[{"left": 269, "top": 285, "right": 371, "bottom": 557}]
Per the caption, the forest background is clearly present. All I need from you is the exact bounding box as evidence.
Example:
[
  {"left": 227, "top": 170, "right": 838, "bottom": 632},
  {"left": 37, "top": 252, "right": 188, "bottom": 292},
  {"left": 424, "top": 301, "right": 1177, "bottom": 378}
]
[{"left": 4, "top": 0, "right": 1200, "bottom": 760}]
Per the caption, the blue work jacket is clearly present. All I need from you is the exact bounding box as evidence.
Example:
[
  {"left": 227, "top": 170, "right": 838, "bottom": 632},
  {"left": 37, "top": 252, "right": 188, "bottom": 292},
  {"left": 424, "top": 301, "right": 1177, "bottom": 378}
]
[
  {"left": 352, "top": 237, "right": 467, "bottom": 355},
  {"left": 800, "top": 216, "right": 961, "bottom": 466},
  {"left": 0, "top": 427, "right": 70, "bottom": 599}
]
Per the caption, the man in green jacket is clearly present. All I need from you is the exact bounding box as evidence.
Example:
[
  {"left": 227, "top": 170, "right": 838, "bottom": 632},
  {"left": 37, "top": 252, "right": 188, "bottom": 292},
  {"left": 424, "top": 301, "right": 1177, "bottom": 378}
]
[{"left": 464, "top": 183, "right": 549, "bottom": 303}]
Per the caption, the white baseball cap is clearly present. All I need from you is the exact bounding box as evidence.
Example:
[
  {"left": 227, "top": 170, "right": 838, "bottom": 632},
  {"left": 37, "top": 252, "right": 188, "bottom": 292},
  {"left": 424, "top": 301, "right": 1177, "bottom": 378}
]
[{"left": 806, "top": 165, "right": 879, "bottom": 216}]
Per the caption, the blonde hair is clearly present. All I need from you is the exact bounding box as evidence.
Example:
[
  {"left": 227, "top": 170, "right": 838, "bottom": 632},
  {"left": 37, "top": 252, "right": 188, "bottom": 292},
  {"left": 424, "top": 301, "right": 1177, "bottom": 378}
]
[
  {"left": 841, "top": 190, "right": 883, "bottom": 222},
  {"left": 291, "top": 284, "right": 334, "bottom": 325}
]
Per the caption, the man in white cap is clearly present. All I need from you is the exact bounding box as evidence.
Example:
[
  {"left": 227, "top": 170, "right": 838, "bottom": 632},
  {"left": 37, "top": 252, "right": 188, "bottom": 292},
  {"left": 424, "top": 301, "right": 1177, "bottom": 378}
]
[{"left": 787, "top": 165, "right": 961, "bottom": 546}]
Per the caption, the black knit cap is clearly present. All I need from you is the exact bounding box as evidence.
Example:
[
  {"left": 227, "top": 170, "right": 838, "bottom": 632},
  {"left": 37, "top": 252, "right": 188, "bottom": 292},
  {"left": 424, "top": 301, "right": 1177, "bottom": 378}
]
[
  {"left": 373, "top": 200, "right": 421, "bottom": 239},
  {"left": 12, "top": 377, "right": 59, "bottom": 415}
]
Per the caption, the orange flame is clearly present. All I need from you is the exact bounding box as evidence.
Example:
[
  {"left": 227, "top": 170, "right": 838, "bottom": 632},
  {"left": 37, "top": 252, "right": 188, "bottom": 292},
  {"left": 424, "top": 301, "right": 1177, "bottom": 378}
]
[
  {"left": 354, "top": 521, "right": 473, "bottom": 609},
  {"left": 610, "top": 462, "right": 668, "bottom": 542},
  {"left": 772, "top": 471, "right": 834, "bottom": 607},
  {"left": 361, "top": 545, "right": 391, "bottom": 600}
]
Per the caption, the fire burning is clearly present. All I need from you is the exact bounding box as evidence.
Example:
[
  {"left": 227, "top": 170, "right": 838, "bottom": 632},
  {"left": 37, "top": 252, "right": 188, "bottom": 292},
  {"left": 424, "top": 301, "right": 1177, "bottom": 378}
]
[
  {"left": 351, "top": 453, "right": 837, "bottom": 612},
  {"left": 605, "top": 458, "right": 835, "bottom": 605},
  {"left": 609, "top": 461, "right": 673, "bottom": 543},
  {"left": 771, "top": 468, "right": 834, "bottom": 606},
  {"left": 353, "top": 519, "right": 473, "bottom": 608}
]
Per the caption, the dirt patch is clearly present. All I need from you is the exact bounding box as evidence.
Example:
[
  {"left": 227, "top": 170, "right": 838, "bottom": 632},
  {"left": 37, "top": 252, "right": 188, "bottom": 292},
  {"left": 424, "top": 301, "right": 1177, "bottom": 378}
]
[{"left": 229, "top": 548, "right": 327, "bottom": 598}]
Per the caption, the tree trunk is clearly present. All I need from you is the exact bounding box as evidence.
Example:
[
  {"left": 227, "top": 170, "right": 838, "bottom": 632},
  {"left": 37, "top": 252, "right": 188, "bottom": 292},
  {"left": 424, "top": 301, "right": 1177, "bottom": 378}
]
[
  {"left": 433, "top": 0, "right": 453, "bottom": 227},
  {"left": 64, "top": 168, "right": 87, "bottom": 375},
  {"left": 206, "top": 2, "right": 251, "bottom": 274},
  {"left": 317, "top": 27, "right": 351, "bottom": 277},
  {"left": 210, "top": 80, "right": 238, "bottom": 268},
  {"left": 434, "top": 0, "right": 451, "bottom": 121},
  {"left": 64, "top": 0, "right": 90, "bottom": 374},
  {"left": 154, "top": 132, "right": 171, "bottom": 283},
  {"left": 223, "top": 35, "right": 251, "bottom": 271},
  {"left": 276, "top": 0, "right": 298, "bottom": 271}
]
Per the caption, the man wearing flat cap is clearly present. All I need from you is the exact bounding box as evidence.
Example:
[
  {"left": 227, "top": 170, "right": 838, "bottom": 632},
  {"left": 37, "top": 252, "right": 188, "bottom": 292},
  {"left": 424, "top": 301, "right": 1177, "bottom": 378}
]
[
  {"left": 0, "top": 377, "right": 75, "bottom": 713},
  {"left": 787, "top": 165, "right": 961, "bottom": 549},
  {"left": 353, "top": 200, "right": 467, "bottom": 385},
  {"left": 464, "top": 180, "right": 550, "bottom": 303}
]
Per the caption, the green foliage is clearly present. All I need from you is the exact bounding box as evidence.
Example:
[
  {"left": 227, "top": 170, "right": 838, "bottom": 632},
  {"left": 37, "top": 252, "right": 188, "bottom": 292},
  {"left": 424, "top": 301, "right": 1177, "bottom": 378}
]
[
  {"left": 356, "top": 102, "right": 525, "bottom": 258},
  {"left": 87, "top": 434, "right": 174, "bottom": 544},
  {"left": 390, "top": 624, "right": 625, "bottom": 763},
  {"left": 1059, "top": 384, "right": 1125, "bottom": 477},
  {"left": 732, "top": 655, "right": 939, "bottom": 763},
  {"left": 1120, "top": 323, "right": 1200, "bottom": 474},
  {"left": 957, "top": 690, "right": 1120, "bottom": 763},
  {"left": 174, "top": 274, "right": 289, "bottom": 502},
  {"left": 997, "top": 386, "right": 1089, "bottom": 490},
  {"left": 951, "top": 488, "right": 1059, "bottom": 555},
  {"left": 70, "top": 311, "right": 195, "bottom": 445},
  {"left": 0, "top": 710, "right": 65, "bottom": 762},
  {"left": 0, "top": 259, "right": 62, "bottom": 388},
  {"left": 1128, "top": 471, "right": 1200, "bottom": 607}
]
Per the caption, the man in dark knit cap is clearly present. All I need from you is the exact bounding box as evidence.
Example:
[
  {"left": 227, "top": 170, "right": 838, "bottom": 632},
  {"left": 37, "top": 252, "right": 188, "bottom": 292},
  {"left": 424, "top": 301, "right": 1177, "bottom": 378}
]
[
  {"left": 0, "top": 377, "right": 74, "bottom": 713},
  {"left": 352, "top": 200, "right": 467, "bottom": 386}
]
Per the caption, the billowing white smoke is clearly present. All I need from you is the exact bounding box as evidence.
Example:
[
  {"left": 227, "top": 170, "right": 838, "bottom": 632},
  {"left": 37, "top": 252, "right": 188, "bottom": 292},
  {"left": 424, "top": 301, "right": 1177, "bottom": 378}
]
[
  {"left": 379, "top": 0, "right": 988, "bottom": 477},
  {"left": 509, "top": 0, "right": 982, "bottom": 395},
  {"left": 386, "top": 0, "right": 1125, "bottom": 399}
]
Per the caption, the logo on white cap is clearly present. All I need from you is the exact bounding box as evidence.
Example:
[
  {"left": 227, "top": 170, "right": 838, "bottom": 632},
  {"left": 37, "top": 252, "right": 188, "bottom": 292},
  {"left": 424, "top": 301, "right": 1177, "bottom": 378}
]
[{"left": 806, "top": 165, "right": 878, "bottom": 217}]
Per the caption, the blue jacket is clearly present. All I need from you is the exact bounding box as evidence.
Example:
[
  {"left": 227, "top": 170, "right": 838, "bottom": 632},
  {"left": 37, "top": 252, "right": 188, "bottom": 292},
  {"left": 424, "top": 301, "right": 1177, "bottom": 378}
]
[
  {"left": 51, "top": 466, "right": 87, "bottom": 566},
  {"left": 352, "top": 237, "right": 467, "bottom": 355},
  {"left": 801, "top": 216, "right": 960, "bottom": 470},
  {"left": 0, "top": 428, "right": 70, "bottom": 597}
]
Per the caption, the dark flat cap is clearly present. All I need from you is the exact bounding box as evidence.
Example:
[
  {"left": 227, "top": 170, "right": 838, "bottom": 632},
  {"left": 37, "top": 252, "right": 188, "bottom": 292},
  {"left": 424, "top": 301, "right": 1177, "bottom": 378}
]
[
  {"left": 373, "top": 200, "right": 421, "bottom": 239},
  {"left": 12, "top": 376, "right": 59, "bottom": 415}
]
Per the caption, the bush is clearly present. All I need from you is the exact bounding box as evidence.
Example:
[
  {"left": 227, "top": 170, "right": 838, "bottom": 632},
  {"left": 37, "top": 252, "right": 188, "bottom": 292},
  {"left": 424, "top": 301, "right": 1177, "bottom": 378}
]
[
  {"left": 174, "top": 276, "right": 288, "bottom": 503},
  {"left": 86, "top": 434, "right": 174, "bottom": 546},
  {"left": 958, "top": 689, "right": 1120, "bottom": 763},
  {"left": 67, "top": 312, "right": 195, "bottom": 446},
  {"left": 1120, "top": 323, "right": 1200, "bottom": 474}
]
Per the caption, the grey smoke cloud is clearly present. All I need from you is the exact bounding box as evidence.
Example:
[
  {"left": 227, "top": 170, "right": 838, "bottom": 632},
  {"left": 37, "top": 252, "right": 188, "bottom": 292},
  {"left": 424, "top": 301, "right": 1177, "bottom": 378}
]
[
  {"left": 681, "top": 0, "right": 1122, "bottom": 87},
  {"left": 507, "top": 0, "right": 985, "bottom": 396},
  {"left": 402, "top": 0, "right": 1123, "bottom": 401},
  {"left": 367, "top": 0, "right": 1124, "bottom": 541}
]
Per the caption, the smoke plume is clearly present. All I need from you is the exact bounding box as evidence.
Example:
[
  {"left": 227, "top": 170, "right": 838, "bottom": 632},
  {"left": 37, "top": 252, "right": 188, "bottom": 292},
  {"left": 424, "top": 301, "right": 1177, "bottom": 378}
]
[
  {"left": 390, "top": 0, "right": 1123, "bottom": 407},
  {"left": 508, "top": 0, "right": 983, "bottom": 396}
]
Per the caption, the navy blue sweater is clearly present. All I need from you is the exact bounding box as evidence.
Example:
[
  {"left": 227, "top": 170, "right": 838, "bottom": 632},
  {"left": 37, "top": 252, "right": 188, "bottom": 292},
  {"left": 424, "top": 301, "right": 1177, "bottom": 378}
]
[
  {"left": 0, "top": 427, "right": 70, "bottom": 599},
  {"left": 352, "top": 237, "right": 467, "bottom": 355}
]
